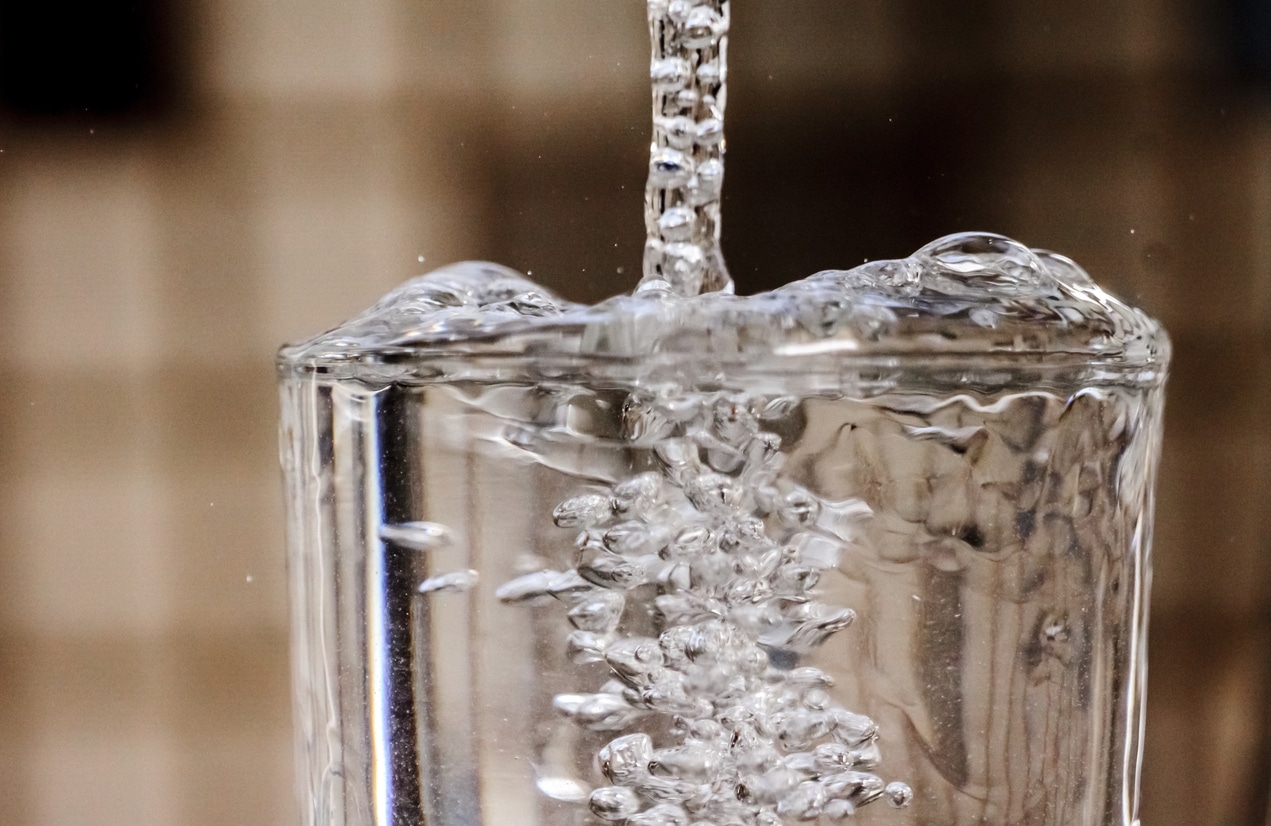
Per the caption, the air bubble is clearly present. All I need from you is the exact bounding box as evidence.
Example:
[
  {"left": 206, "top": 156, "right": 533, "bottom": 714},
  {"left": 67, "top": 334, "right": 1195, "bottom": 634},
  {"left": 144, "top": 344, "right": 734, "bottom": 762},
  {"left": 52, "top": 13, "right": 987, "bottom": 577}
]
[
  {"left": 416, "top": 569, "right": 478, "bottom": 595},
  {"left": 580, "top": 555, "right": 647, "bottom": 590},
  {"left": 536, "top": 775, "right": 590, "bottom": 802},
  {"left": 823, "top": 798, "right": 855, "bottom": 820},
  {"left": 628, "top": 803, "right": 691, "bottom": 826},
  {"left": 685, "top": 473, "right": 742, "bottom": 514},
  {"left": 786, "top": 606, "right": 856, "bottom": 652},
  {"left": 666, "top": 0, "right": 693, "bottom": 24},
  {"left": 822, "top": 771, "right": 883, "bottom": 804},
  {"left": 650, "top": 149, "right": 694, "bottom": 188},
  {"left": 885, "top": 781, "right": 914, "bottom": 808},
  {"left": 567, "top": 591, "right": 626, "bottom": 633},
  {"left": 777, "top": 489, "right": 822, "bottom": 528},
  {"left": 566, "top": 630, "right": 613, "bottom": 664},
  {"left": 626, "top": 395, "right": 678, "bottom": 443},
  {"left": 828, "top": 709, "right": 878, "bottom": 747},
  {"left": 696, "top": 60, "right": 724, "bottom": 87},
  {"left": 692, "top": 159, "right": 724, "bottom": 202},
  {"left": 651, "top": 743, "right": 720, "bottom": 780},
  {"left": 651, "top": 58, "right": 693, "bottom": 90},
  {"left": 554, "top": 493, "right": 613, "bottom": 528},
  {"left": 681, "top": 6, "right": 725, "bottom": 47},
  {"left": 605, "top": 637, "right": 667, "bottom": 688},
  {"left": 659, "top": 116, "right": 697, "bottom": 150},
  {"left": 771, "top": 709, "right": 830, "bottom": 751},
  {"left": 658, "top": 208, "right": 698, "bottom": 243},
  {"left": 495, "top": 568, "right": 589, "bottom": 603},
  {"left": 378, "top": 521, "right": 453, "bottom": 551},
  {"left": 604, "top": 520, "right": 663, "bottom": 556},
  {"left": 776, "top": 780, "right": 826, "bottom": 821},
  {"left": 554, "top": 693, "right": 649, "bottom": 732},
  {"left": 695, "top": 118, "right": 724, "bottom": 146},
  {"left": 668, "top": 525, "right": 712, "bottom": 558},
  {"left": 599, "top": 733, "right": 654, "bottom": 785},
  {"left": 663, "top": 242, "right": 708, "bottom": 285},
  {"left": 589, "top": 786, "right": 642, "bottom": 821}
]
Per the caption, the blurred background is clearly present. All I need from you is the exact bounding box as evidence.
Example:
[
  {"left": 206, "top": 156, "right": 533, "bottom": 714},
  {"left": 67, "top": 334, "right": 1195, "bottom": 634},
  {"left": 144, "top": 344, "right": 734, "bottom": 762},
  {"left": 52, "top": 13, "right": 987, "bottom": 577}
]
[{"left": 0, "top": 0, "right": 1267, "bottom": 823}]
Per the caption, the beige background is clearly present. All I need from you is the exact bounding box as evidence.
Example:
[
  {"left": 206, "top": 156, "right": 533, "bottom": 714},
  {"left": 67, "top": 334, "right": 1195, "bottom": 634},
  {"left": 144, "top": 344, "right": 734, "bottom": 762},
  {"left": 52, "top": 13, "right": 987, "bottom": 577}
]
[{"left": 0, "top": 1, "right": 1268, "bottom": 824}]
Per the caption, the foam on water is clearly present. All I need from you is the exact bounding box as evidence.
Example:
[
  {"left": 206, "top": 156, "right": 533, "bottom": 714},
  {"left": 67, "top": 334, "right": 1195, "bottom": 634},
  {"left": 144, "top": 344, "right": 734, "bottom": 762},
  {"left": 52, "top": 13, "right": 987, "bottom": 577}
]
[{"left": 281, "top": 232, "right": 1167, "bottom": 380}]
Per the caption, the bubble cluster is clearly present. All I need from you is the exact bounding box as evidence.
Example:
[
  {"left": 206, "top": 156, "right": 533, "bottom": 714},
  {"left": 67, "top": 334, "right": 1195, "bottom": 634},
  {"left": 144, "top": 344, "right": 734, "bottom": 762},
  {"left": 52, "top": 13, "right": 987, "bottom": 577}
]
[
  {"left": 640, "top": 0, "right": 733, "bottom": 297},
  {"left": 500, "top": 388, "right": 911, "bottom": 822}
]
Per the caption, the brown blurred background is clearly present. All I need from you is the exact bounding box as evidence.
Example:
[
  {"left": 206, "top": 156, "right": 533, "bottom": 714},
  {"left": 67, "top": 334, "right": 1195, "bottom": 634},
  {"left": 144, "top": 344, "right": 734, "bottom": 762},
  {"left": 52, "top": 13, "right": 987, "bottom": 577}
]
[{"left": 0, "top": 1, "right": 1267, "bottom": 824}]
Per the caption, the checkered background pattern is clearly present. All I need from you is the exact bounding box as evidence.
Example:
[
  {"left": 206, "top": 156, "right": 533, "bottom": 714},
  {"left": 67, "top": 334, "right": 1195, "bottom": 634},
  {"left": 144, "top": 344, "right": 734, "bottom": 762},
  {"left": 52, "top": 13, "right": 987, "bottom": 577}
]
[{"left": 0, "top": 1, "right": 1267, "bottom": 824}]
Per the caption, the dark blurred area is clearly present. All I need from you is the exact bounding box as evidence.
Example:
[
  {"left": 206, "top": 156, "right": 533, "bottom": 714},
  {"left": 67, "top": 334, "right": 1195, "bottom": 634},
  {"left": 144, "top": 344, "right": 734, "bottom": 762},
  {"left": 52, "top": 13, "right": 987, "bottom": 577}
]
[
  {"left": 0, "top": 1, "right": 1267, "bottom": 824},
  {"left": 0, "top": 0, "right": 181, "bottom": 120}
]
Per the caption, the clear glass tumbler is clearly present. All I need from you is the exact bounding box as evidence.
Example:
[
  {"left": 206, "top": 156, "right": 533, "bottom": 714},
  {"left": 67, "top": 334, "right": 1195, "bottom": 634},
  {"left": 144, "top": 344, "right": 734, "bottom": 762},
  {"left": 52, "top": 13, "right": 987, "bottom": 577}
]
[{"left": 278, "top": 234, "right": 1169, "bottom": 826}]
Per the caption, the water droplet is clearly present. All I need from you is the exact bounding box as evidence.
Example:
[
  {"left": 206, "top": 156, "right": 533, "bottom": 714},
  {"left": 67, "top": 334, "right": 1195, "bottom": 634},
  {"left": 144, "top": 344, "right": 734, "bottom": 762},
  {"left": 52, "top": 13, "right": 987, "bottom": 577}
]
[
  {"left": 417, "top": 569, "right": 478, "bottom": 595},
  {"left": 378, "top": 521, "right": 453, "bottom": 551}
]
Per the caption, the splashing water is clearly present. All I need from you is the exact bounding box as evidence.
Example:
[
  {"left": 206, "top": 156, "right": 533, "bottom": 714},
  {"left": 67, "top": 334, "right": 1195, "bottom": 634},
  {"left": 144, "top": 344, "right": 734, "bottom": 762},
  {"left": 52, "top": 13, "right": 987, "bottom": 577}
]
[
  {"left": 279, "top": 4, "right": 1170, "bottom": 825},
  {"left": 640, "top": 0, "right": 732, "bottom": 297}
]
